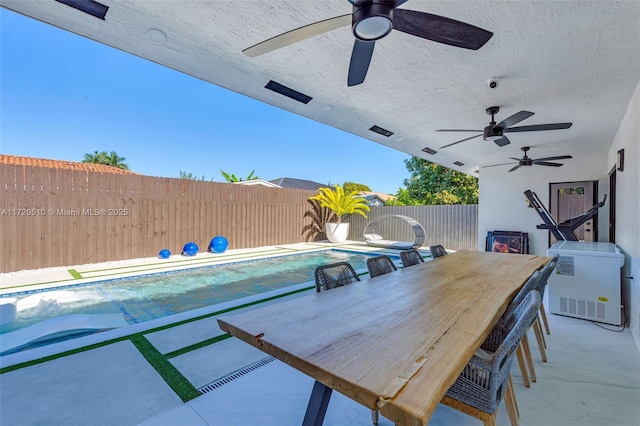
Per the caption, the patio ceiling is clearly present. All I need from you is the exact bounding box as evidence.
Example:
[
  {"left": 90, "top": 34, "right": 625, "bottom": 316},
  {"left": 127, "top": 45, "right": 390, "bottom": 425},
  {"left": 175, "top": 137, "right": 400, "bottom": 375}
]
[{"left": 3, "top": 0, "right": 639, "bottom": 176}]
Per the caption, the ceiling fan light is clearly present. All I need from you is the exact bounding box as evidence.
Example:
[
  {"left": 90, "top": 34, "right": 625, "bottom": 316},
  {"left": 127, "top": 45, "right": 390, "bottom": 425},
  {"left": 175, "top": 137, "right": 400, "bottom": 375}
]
[
  {"left": 352, "top": 2, "right": 394, "bottom": 41},
  {"left": 484, "top": 135, "right": 502, "bottom": 141},
  {"left": 354, "top": 16, "right": 392, "bottom": 40}
]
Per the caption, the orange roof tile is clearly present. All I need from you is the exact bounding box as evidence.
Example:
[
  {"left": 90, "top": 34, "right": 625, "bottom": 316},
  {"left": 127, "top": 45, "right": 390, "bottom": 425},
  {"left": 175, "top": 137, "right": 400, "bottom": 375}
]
[{"left": 0, "top": 154, "right": 138, "bottom": 175}]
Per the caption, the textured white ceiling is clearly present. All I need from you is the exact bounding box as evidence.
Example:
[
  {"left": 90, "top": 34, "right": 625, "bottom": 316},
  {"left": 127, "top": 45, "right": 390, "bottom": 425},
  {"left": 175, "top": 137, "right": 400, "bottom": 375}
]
[{"left": 3, "top": 0, "right": 639, "bottom": 175}]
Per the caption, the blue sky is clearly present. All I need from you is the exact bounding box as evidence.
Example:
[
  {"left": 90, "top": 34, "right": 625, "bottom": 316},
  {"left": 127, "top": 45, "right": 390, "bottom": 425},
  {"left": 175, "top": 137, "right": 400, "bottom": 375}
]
[{"left": 0, "top": 9, "right": 412, "bottom": 194}]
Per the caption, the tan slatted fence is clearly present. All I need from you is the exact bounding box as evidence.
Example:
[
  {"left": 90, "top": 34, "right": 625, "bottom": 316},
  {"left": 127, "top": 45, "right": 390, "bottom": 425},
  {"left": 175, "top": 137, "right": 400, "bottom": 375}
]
[
  {"left": 1, "top": 164, "right": 478, "bottom": 272},
  {"left": 347, "top": 205, "right": 478, "bottom": 251}
]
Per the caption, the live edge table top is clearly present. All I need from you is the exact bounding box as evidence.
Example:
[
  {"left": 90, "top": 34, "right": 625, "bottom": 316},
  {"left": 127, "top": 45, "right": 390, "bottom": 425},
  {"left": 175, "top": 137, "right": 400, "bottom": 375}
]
[{"left": 218, "top": 250, "right": 549, "bottom": 425}]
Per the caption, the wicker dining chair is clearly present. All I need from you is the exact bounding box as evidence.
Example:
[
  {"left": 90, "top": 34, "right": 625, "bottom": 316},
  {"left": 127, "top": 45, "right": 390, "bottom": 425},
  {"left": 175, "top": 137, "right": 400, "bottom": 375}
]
[
  {"left": 429, "top": 244, "right": 448, "bottom": 258},
  {"left": 399, "top": 249, "right": 424, "bottom": 267},
  {"left": 441, "top": 290, "right": 542, "bottom": 426},
  {"left": 485, "top": 270, "right": 543, "bottom": 388},
  {"left": 313, "top": 261, "right": 361, "bottom": 292},
  {"left": 366, "top": 255, "right": 398, "bottom": 278},
  {"left": 536, "top": 254, "right": 559, "bottom": 335}
]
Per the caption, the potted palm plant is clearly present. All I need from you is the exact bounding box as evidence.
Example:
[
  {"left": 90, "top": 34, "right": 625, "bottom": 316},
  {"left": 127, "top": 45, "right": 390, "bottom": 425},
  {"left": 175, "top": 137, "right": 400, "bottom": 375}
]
[{"left": 308, "top": 185, "right": 370, "bottom": 243}]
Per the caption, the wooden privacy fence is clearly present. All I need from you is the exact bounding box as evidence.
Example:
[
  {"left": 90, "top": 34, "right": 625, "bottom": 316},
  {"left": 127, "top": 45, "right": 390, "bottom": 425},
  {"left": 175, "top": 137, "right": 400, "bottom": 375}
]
[
  {"left": 347, "top": 205, "right": 478, "bottom": 251},
  {"left": 0, "top": 164, "right": 317, "bottom": 273},
  {"left": 1, "top": 164, "right": 479, "bottom": 273}
]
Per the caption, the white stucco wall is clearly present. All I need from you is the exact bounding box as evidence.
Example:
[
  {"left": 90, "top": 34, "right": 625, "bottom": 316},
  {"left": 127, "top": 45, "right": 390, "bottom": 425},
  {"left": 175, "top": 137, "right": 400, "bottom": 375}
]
[
  {"left": 478, "top": 151, "right": 607, "bottom": 256},
  {"left": 478, "top": 80, "right": 640, "bottom": 351},
  {"left": 607, "top": 80, "right": 640, "bottom": 351}
]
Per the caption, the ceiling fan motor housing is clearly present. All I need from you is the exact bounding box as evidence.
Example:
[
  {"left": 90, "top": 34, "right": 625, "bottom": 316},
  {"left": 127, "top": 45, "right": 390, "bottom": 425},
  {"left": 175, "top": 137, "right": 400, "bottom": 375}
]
[
  {"left": 483, "top": 125, "right": 503, "bottom": 141},
  {"left": 352, "top": 1, "right": 394, "bottom": 41}
]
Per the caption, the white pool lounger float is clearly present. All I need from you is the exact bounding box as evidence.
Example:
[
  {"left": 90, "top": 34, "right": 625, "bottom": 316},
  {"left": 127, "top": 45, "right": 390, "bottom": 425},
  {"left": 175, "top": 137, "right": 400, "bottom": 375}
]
[{"left": 0, "top": 314, "right": 128, "bottom": 355}]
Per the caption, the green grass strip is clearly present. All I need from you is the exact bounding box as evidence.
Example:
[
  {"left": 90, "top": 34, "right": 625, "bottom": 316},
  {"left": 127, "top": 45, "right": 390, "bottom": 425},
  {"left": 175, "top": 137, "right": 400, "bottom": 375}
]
[
  {"left": 165, "top": 334, "right": 232, "bottom": 359},
  {"left": 67, "top": 269, "right": 83, "bottom": 279},
  {"left": 0, "top": 336, "right": 130, "bottom": 374},
  {"left": 130, "top": 335, "right": 201, "bottom": 402}
]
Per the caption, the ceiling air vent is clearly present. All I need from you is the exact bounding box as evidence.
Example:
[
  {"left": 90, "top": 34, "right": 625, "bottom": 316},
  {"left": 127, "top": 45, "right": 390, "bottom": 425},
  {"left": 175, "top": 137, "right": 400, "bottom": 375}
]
[
  {"left": 265, "top": 81, "right": 312, "bottom": 104},
  {"left": 422, "top": 147, "right": 437, "bottom": 155},
  {"left": 369, "top": 125, "right": 394, "bottom": 137},
  {"left": 453, "top": 161, "right": 465, "bottom": 167},
  {"left": 55, "top": 0, "right": 109, "bottom": 19}
]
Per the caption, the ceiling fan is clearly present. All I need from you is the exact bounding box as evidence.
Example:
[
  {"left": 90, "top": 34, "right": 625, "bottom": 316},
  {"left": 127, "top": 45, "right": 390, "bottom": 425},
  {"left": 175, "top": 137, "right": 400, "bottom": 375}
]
[
  {"left": 243, "top": 0, "right": 493, "bottom": 86},
  {"left": 485, "top": 146, "right": 573, "bottom": 172},
  {"left": 438, "top": 106, "right": 573, "bottom": 149}
]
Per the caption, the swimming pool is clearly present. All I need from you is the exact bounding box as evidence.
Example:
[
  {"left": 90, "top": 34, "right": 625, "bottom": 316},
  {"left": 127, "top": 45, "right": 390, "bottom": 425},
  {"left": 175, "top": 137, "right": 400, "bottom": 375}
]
[{"left": 1, "top": 250, "right": 387, "bottom": 340}]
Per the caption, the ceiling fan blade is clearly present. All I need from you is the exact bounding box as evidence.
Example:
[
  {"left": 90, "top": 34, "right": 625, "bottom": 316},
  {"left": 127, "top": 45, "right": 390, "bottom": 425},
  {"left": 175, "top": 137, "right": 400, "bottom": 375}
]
[
  {"left": 508, "top": 157, "right": 522, "bottom": 161},
  {"left": 243, "top": 14, "right": 351, "bottom": 57},
  {"left": 348, "top": 40, "right": 375, "bottom": 86},
  {"left": 493, "top": 136, "right": 511, "bottom": 147},
  {"left": 533, "top": 161, "right": 564, "bottom": 167},
  {"left": 533, "top": 155, "right": 573, "bottom": 162},
  {"left": 508, "top": 165, "right": 521, "bottom": 172},
  {"left": 482, "top": 162, "right": 517, "bottom": 169},
  {"left": 393, "top": 9, "right": 493, "bottom": 50},
  {"left": 436, "top": 129, "right": 483, "bottom": 132},
  {"left": 495, "top": 111, "right": 534, "bottom": 130},
  {"left": 439, "top": 134, "right": 482, "bottom": 149},
  {"left": 505, "top": 122, "right": 573, "bottom": 133}
]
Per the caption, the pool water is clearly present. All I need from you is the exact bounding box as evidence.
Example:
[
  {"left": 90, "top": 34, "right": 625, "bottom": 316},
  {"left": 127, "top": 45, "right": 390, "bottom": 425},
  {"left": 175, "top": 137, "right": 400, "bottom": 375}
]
[{"left": 1, "top": 250, "right": 382, "bottom": 335}]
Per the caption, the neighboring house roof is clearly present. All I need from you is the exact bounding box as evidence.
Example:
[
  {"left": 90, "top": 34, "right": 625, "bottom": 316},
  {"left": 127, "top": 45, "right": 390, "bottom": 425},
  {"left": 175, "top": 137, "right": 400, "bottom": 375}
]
[
  {"left": 357, "top": 191, "right": 396, "bottom": 204},
  {"left": 0, "top": 154, "right": 137, "bottom": 175},
  {"left": 233, "top": 178, "right": 282, "bottom": 188},
  {"left": 269, "top": 177, "right": 327, "bottom": 191}
]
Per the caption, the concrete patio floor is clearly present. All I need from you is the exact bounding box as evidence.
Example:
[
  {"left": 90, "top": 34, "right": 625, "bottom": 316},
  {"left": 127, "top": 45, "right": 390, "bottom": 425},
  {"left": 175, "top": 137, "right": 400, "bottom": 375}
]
[
  {"left": 1, "top": 244, "right": 639, "bottom": 425},
  {"left": 1, "top": 293, "right": 639, "bottom": 425}
]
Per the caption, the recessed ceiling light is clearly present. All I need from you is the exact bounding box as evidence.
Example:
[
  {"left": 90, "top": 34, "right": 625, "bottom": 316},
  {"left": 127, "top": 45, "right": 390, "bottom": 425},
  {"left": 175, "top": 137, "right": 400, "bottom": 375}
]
[{"left": 148, "top": 29, "right": 166, "bottom": 43}]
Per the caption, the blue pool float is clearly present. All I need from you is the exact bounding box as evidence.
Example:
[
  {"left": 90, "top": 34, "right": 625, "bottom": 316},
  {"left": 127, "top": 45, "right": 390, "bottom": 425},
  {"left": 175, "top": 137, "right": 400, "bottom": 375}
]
[
  {"left": 158, "top": 249, "right": 171, "bottom": 259},
  {"left": 182, "top": 242, "right": 199, "bottom": 256},
  {"left": 210, "top": 236, "right": 228, "bottom": 253}
]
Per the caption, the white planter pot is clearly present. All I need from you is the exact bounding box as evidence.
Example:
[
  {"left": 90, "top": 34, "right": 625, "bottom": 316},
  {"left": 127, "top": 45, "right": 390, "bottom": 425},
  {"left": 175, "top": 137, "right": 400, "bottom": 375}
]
[{"left": 325, "top": 222, "right": 349, "bottom": 243}]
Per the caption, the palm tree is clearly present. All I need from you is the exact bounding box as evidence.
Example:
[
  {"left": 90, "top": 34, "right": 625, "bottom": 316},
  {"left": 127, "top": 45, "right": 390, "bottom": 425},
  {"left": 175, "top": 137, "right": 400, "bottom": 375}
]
[
  {"left": 82, "top": 150, "right": 130, "bottom": 170},
  {"left": 308, "top": 185, "right": 369, "bottom": 224}
]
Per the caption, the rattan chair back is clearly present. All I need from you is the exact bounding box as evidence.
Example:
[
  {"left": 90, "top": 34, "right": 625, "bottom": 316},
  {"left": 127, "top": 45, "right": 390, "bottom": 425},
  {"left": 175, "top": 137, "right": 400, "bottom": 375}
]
[
  {"left": 399, "top": 249, "right": 424, "bottom": 267},
  {"left": 366, "top": 255, "right": 398, "bottom": 278},
  {"left": 314, "top": 261, "right": 360, "bottom": 292},
  {"left": 429, "top": 245, "right": 448, "bottom": 258}
]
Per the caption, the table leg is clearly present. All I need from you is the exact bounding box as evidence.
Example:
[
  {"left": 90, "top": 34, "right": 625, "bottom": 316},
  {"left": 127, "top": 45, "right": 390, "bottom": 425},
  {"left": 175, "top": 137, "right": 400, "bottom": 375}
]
[{"left": 302, "top": 380, "right": 333, "bottom": 426}]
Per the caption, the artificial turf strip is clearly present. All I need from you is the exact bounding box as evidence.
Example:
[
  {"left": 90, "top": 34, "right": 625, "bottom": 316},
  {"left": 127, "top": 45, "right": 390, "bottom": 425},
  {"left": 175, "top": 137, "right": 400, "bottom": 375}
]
[
  {"left": 67, "top": 269, "right": 83, "bottom": 279},
  {"left": 130, "top": 335, "right": 201, "bottom": 402},
  {"left": 164, "top": 333, "right": 233, "bottom": 359},
  {"left": 0, "top": 336, "right": 131, "bottom": 374}
]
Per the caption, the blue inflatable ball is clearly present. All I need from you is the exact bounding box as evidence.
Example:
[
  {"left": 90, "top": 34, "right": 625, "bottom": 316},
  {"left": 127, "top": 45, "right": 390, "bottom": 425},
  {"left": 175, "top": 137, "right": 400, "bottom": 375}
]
[
  {"left": 210, "top": 236, "right": 228, "bottom": 253},
  {"left": 182, "top": 242, "right": 199, "bottom": 256},
  {"left": 158, "top": 249, "right": 171, "bottom": 259}
]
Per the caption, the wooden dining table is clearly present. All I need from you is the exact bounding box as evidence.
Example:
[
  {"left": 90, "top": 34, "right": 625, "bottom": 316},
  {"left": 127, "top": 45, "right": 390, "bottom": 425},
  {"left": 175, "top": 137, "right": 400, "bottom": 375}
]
[{"left": 217, "top": 250, "right": 549, "bottom": 425}]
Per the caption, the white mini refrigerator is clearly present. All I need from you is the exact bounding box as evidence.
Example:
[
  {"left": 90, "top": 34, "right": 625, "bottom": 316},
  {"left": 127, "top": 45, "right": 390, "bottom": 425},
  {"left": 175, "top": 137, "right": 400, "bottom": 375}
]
[{"left": 547, "top": 241, "right": 624, "bottom": 325}]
